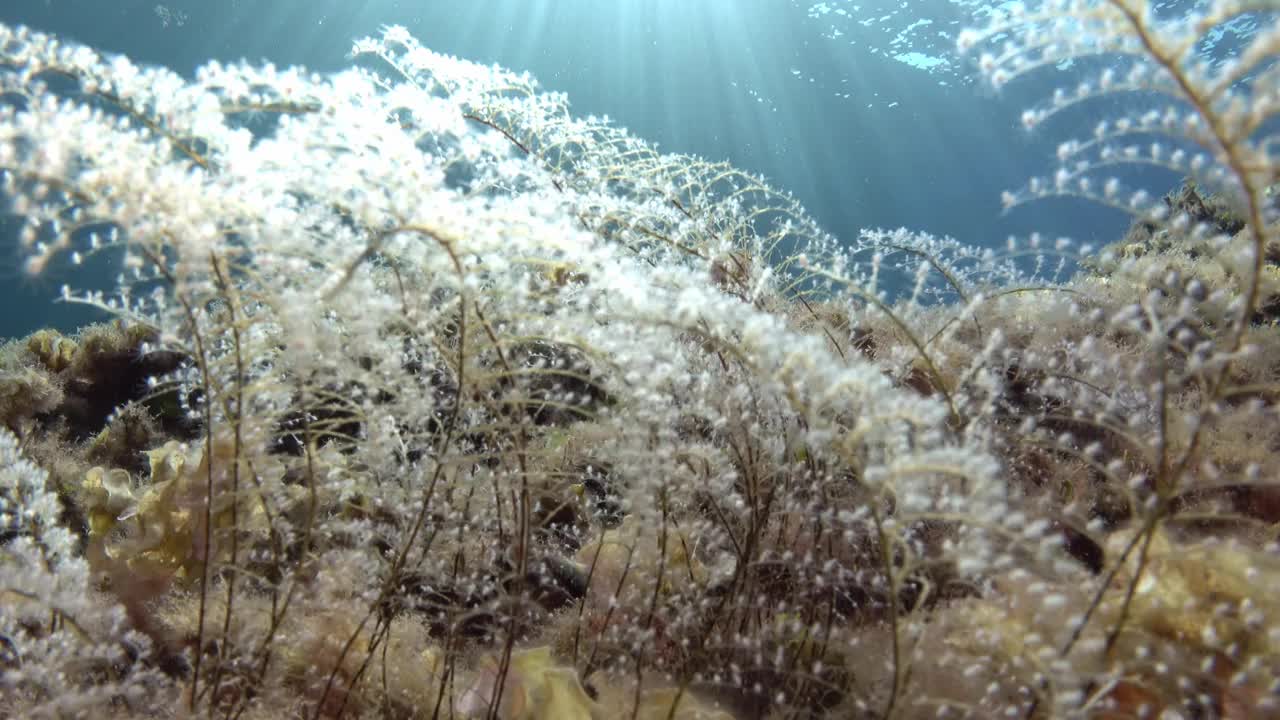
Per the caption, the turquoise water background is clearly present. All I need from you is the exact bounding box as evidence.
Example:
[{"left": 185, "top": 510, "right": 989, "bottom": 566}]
[{"left": 2, "top": 0, "right": 1233, "bottom": 337}]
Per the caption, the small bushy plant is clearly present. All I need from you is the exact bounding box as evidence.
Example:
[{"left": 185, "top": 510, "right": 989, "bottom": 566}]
[{"left": 0, "top": 2, "right": 1276, "bottom": 717}]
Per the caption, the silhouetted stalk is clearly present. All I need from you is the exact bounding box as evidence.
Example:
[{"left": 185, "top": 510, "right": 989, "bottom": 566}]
[
  {"left": 207, "top": 253, "right": 245, "bottom": 717},
  {"left": 871, "top": 502, "right": 902, "bottom": 720},
  {"left": 312, "top": 234, "right": 468, "bottom": 720}
]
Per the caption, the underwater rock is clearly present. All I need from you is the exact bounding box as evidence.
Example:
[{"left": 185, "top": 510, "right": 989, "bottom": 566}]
[
  {"left": 85, "top": 403, "right": 162, "bottom": 474},
  {"left": 4, "top": 321, "right": 193, "bottom": 445},
  {"left": 51, "top": 322, "right": 188, "bottom": 441}
]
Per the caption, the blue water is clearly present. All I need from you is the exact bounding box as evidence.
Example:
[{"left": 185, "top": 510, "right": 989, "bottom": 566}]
[{"left": 0, "top": 0, "right": 1223, "bottom": 338}]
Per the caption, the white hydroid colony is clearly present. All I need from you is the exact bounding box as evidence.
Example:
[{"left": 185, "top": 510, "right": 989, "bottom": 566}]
[{"left": 1, "top": 2, "right": 1278, "bottom": 717}]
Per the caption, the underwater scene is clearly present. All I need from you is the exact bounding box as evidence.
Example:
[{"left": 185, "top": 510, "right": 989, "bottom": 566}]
[{"left": 0, "top": 0, "right": 1278, "bottom": 717}]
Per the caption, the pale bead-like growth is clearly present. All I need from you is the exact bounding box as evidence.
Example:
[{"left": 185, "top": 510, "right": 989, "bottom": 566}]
[{"left": 0, "top": 4, "right": 1276, "bottom": 718}]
